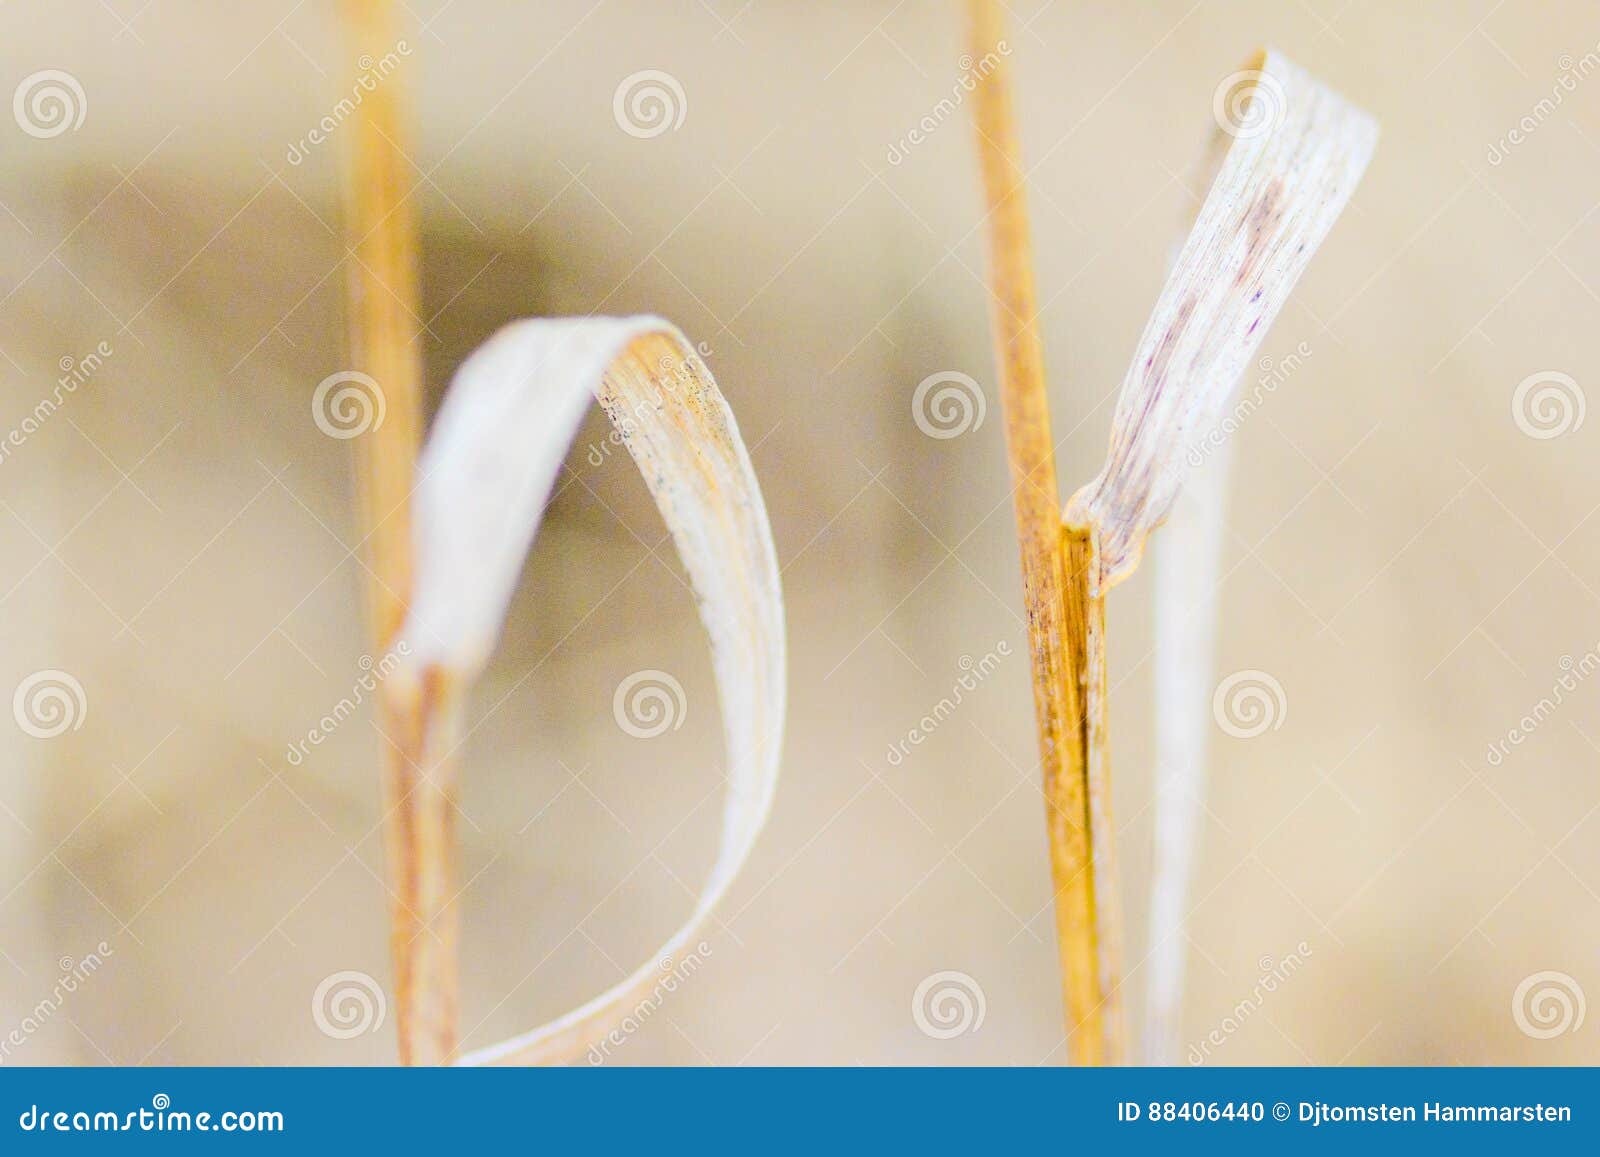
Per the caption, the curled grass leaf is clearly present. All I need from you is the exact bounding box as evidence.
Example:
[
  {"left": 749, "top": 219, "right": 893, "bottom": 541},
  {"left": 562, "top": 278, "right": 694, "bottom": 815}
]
[{"left": 390, "top": 316, "right": 785, "bottom": 1066}]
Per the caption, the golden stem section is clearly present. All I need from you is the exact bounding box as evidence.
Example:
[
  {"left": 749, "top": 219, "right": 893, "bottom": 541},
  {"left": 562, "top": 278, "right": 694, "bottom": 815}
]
[
  {"left": 966, "top": 0, "right": 1118, "bottom": 1065},
  {"left": 337, "top": 0, "right": 455, "bottom": 1065}
]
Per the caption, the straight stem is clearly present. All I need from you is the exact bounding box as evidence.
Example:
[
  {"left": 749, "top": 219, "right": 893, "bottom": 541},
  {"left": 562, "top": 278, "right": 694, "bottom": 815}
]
[
  {"left": 337, "top": 0, "right": 455, "bottom": 1065},
  {"left": 965, "top": 0, "right": 1119, "bottom": 1063}
]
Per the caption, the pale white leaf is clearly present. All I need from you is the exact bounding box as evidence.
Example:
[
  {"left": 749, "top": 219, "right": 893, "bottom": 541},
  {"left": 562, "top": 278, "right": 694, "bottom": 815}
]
[
  {"left": 396, "top": 315, "right": 785, "bottom": 1066},
  {"left": 1065, "top": 49, "right": 1377, "bottom": 592}
]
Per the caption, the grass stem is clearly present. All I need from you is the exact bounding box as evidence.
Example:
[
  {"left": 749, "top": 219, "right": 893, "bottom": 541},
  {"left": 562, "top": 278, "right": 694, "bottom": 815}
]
[
  {"left": 337, "top": 0, "right": 455, "bottom": 1065},
  {"left": 966, "top": 0, "right": 1120, "bottom": 1064}
]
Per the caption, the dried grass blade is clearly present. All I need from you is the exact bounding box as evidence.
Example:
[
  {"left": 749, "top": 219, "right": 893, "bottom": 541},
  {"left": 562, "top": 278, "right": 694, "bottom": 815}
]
[
  {"left": 1052, "top": 51, "right": 1375, "bottom": 1063},
  {"left": 389, "top": 317, "right": 785, "bottom": 1066},
  {"left": 1065, "top": 49, "right": 1377, "bottom": 592},
  {"left": 1145, "top": 442, "right": 1231, "bottom": 1064}
]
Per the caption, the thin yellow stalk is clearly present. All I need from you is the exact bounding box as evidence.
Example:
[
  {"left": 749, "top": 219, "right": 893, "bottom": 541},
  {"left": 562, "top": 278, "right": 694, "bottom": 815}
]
[
  {"left": 965, "top": 0, "right": 1120, "bottom": 1064},
  {"left": 337, "top": 0, "right": 455, "bottom": 1064},
  {"left": 1061, "top": 521, "right": 1122, "bottom": 1062}
]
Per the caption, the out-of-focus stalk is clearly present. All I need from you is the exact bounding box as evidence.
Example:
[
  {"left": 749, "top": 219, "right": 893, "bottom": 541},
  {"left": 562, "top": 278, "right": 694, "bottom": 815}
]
[{"left": 337, "top": 0, "right": 455, "bottom": 1065}]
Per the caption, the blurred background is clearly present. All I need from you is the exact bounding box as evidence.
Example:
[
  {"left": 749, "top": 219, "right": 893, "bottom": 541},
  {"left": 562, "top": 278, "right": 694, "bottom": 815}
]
[{"left": 0, "top": 0, "right": 1596, "bottom": 1065}]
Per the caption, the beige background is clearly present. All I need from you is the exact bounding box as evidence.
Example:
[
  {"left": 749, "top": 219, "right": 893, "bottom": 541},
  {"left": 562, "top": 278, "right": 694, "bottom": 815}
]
[{"left": 0, "top": 0, "right": 1596, "bottom": 1065}]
